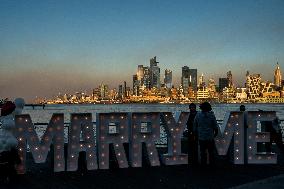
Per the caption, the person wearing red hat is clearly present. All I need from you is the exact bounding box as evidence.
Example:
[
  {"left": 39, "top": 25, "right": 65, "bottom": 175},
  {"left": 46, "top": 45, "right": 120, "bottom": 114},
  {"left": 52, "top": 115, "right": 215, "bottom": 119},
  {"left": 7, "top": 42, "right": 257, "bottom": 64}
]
[{"left": 1, "top": 101, "right": 16, "bottom": 117}]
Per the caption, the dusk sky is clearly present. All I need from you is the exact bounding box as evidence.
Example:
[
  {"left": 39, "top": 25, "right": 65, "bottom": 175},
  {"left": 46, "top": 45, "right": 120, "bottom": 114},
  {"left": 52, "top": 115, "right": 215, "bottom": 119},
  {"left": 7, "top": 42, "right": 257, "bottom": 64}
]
[{"left": 1, "top": 0, "right": 284, "bottom": 102}]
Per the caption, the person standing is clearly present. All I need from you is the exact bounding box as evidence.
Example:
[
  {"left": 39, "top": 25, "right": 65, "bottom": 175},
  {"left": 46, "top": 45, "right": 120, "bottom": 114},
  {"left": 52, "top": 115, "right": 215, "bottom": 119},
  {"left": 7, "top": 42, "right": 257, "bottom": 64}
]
[
  {"left": 186, "top": 103, "right": 198, "bottom": 166},
  {"left": 193, "top": 102, "right": 218, "bottom": 166}
]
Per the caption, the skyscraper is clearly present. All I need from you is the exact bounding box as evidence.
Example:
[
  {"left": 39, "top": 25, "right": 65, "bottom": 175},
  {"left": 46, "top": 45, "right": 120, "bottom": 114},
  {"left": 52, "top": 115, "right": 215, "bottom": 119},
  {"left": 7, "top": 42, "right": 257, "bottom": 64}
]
[
  {"left": 198, "top": 73, "right": 205, "bottom": 87},
  {"left": 219, "top": 78, "right": 229, "bottom": 92},
  {"left": 181, "top": 66, "right": 190, "bottom": 96},
  {"left": 274, "top": 62, "right": 282, "bottom": 87},
  {"left": 143, "top": 66, "right": 151, "bottom": 89},
  {"left": 150, "top": 56, "right": 161, "bottom": 89},
  {"left": 124, "top": 81, "right": 127, "bottom": 97},
  {"left": 227, "top": 71, "right": 233, "bottom": 88},
  {"left": 132, "top": 75, "right": 139, "bottom": 96},
  {"left": 118, "top": 85, "right": 123, "bottom": 99},
  {"left": 181, "top": 66, "right": 198, "bottom": 95},
  {"left": 246, "top": 74, "right": 261, "bottom": 99},
  {"left": 164, "top": 69, "right": 172, "bottom": 88},
  {"left": 189, "top": 69, "right": 197, "bottom": 91},
  {"left": 137, "top": 65, "right": 144, "bottom": 81}
]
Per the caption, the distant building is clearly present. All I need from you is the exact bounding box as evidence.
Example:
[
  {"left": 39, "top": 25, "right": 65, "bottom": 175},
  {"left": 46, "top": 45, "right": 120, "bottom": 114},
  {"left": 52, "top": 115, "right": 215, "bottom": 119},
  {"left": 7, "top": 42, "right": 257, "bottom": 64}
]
[
  {"left": 181, "top": 66, "right": 197, "bottom": 95},
  {"left": 197, "top": 86, "right": 209, "bottom": 100},
  {"left": 198, "top": 73, "right": 205, "bottom": 87},
  {"left": 143, "top": 66, "right": 151, "bottom": 89},
  {"left": 246, "top": 74, "right": 261, "bottom": 99},
  {"left": 274, "top": 62, "right": 282, "bottom": 87},
  {"left": 227, "top": 71, "right": 233, "bottom": 88},
  {"left": 181, "top": 66, "right": 190, "bottom": 96},
  {"left": 137, "top": 65, "right": 144, "bottom": 81},
  {"left": 118, "top": 85, "right": 123, "bottom": 99},
  {"left": 189, "top": 69, "right": 197, "bottom": 91},
  {"left": 150, "top": 56, "right": 161, "bottom": 89},
  {"left": 124, "top": 81, "right": 127, "bottom": 97},
  {"left": 132, "top": 75, "right": 139, "bottom": 96},
  {"left": 208, "top": 78, "right": 216, "bottom": 98},
  {"left": 164, "top": 69, "right": 172, "bottom": 88},
  {"left": 219, "top": 78, "right": 229, "bottom": 92},
  {"left": 100, "top": 84, "right": 109, "bottom": 99},
  {"left": 235, "top": 88, "right": 247, "bottom": 101}
]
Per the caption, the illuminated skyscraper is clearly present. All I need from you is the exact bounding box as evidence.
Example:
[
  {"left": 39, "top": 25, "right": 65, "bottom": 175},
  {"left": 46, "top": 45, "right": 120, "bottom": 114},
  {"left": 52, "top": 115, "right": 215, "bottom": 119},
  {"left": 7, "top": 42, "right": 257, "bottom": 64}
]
[
  {"left": 274, "top": 62, "right": 282, "bottom": 87},
  {"left": 164, "top": 69, "right": 172, "bottom": 88},
  {"left": 246, "top": 74, "right": 261, "bottom": 99}
]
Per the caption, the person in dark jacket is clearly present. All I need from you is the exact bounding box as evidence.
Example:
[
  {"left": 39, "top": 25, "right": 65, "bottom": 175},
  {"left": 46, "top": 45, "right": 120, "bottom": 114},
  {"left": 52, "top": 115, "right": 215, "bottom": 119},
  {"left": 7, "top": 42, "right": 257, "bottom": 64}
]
[
  {"left": 193, "top": 102, "right": 218, "bottom": 166},
  {"left": 186, "top": 103, "right": 198, "bottom": 165}
]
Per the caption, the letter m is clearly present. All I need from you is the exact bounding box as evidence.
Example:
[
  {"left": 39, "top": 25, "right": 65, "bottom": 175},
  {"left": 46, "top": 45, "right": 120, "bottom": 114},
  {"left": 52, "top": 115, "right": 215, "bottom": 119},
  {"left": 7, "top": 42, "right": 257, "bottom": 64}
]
[{"left": 15, "top": 114, "right": 65, "bottom": 173}]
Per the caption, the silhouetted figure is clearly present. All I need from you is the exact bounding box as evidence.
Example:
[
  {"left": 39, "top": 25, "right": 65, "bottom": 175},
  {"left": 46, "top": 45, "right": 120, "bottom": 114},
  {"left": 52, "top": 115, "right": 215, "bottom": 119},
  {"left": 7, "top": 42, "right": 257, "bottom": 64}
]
[
  {"left": 193, "top": 102, "right": 218, "bottom": 166},
  {"left": 186, "top": 103, "right": 198, "bottom": 165},
  {"left": 240, "top": 105, "right": 246, "bottom": 112}
]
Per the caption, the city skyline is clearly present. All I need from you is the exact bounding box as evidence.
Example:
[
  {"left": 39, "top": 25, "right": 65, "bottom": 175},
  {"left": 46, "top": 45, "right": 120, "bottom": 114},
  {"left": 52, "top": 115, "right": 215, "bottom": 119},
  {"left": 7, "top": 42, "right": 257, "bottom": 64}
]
[{"left": 1, "top": 0, "right": 284, "bottom": 102}]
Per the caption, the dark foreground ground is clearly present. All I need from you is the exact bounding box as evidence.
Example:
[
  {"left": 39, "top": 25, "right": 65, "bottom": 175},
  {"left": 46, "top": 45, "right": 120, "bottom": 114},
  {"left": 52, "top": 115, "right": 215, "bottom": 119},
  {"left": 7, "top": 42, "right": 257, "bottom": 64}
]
[{"left": 1, "top": 146, "right": 284, "bottom": 189}]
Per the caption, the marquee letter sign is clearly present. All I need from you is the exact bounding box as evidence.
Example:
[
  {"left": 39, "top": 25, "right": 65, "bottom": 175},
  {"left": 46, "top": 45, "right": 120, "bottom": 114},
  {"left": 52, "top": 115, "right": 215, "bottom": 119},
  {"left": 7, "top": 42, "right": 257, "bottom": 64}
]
[
  {"left": 215, "top": 111, "right": 245, "bottom": 164},
  {"left": 15, "top": 114, "right": 65, "bottom": 173},
  {"left": 97, "top": 113, "right": 129, "bottom": 169},
  {"left": 130, "top": 113, "right": 160, "bottom": 167},
  {"left": 246, "top": 111, "right": 277, "bottom": 164},
  {"left": 67, "top": 113, "right": 97, "bottom": 171},
  {"left": 161, "top": 112, "right": 189, "bottom": 165},
  {"left": 14, "top": 110, "right": 280, "bottom": 173}
]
